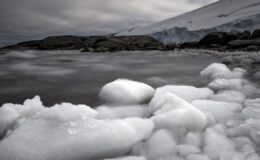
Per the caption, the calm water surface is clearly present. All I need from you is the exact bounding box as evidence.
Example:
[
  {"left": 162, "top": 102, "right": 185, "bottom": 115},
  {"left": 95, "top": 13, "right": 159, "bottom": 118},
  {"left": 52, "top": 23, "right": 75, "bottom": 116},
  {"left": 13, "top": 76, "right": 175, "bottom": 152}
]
[{"left": 0, "top": 50, "right": 221, "bottom": 106}]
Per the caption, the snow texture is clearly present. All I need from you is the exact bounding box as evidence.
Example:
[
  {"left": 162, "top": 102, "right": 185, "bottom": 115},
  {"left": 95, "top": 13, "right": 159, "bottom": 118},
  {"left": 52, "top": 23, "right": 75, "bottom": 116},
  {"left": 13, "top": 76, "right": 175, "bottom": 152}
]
[
  {"left": 118, "top": 0, "right": 260, "bottom": 44},
  {"left": 0, "top": 63, "right": 260, "bottom": 160}
]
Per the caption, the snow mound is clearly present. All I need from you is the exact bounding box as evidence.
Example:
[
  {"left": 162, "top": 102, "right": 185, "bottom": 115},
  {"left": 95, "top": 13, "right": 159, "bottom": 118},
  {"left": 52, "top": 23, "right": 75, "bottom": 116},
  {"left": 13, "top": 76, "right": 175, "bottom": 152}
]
[
  {"left": 1, "top": 63, "right": 260, "bottom": 160},
  {"left": 99, "top": 79, "right": 155, "bottom": 105}
]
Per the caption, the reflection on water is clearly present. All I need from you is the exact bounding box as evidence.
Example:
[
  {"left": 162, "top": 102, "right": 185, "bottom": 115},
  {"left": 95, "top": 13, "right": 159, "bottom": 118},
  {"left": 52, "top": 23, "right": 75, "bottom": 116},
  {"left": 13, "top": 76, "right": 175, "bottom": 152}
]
[{"left": 0, "top": 50, "right": 221, "bottom": 106}]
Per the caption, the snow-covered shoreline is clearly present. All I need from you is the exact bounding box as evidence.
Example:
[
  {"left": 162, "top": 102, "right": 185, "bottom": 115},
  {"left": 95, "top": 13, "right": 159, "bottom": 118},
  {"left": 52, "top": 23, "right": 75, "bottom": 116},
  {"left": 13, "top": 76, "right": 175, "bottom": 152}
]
[
  {"left": 118, "top": 0, "right": 260, "bottom": 44},
  {"left": 0, "top": 62, "right": 260, "bottom": 160}
]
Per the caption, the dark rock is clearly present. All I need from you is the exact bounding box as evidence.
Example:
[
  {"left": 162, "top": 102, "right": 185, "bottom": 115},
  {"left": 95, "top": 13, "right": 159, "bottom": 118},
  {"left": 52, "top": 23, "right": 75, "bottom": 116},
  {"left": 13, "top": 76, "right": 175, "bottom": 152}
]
[
  {"left": 238, "top": 31, "right": 251, "bottom": 40},
  {"left": 162, "top": 44, "right": 176, "bottom": 50},
  {"left": 197, "top": 32, "right": 239, "bottom": 48},
  {"left": 1, "top": 40, "right": 42, "bottom": 50},
  {"left": 227, "top": 40, "right": 260, "bottom": 49},
  {"left": 197, "top": 32, "right": 225, "bottom": 47},
  {"left": 227, "top": 40, "right": 254, "bottom": 49},
  {"left": 222, "top": 33, "right": 239, "bottom": 43},
  {"left": 116, "top": 36, "right": 164, "bottom": 50},
  {"left": 82, "top": 36, "right": 164, "bottom": 52},
  {"left": 39, "top": 35, "right": 84, "bottom": 50},
  {"left": 244, "top": 45, "right": 260, "bottom": 51},
  {"left": 251, "top": 29, "right": 260, "bottom": 39},
  {"left": 83, "top": 36, "right": 106, "bottom": 47},
  {"left": 179, "top": 42, "right": 196, "bottom": 49},
  {"left": 2, "top": 35, "right": 164, "bottom": 52},
  {"left": 94, "top": 39, "right": 126, "bottom": 52}
]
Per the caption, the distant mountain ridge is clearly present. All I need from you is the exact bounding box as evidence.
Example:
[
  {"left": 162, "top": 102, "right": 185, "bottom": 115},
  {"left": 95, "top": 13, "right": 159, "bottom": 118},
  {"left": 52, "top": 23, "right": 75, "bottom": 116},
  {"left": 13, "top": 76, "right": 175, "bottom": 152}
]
[{"left": 118, "top": 0, "right": 260, "bottom": 44}]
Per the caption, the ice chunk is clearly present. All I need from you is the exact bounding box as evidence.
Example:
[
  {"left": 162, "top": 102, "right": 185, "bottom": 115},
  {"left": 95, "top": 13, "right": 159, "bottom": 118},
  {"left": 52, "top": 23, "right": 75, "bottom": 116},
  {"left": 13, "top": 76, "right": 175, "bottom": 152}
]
[
  {"left": 242, "top": 107, "right": 260, "bottom": 119},
  {"left": 208, "top": 78, "right": 249, "bottom": 91},
  {"left": 244, "top": 98, "right": 260, "bottom": 108},
  {"left": 177, "top": 144, "right": 200, "bottom": 157},
  {"left": 152, "top": 97, "right": 207, "bottom": 133},
  {"left": 192, "top": 100, "right": 242, "bottom": 123},
  {"left": 151, "top": 93, "right": 195, "bottom": 115},
  {"left": 0, "top": 96, "right": 45, "bottom": 138},
  {"left": 200, "top": 63, "right": 232, "bottom": 81},
  {"left": 99, "top": 79, "right": 155, "bottom": 105},
  {"left": 204, "top": 125, "right": 236, "bottom": 160},
  {"left": 0, "top": 117, "right": 154, "bottom": 160},
  {"left": 105, "top": 156, "right": 146, "bottom": 160},
  {"left": 184, "top": 132, "right": 202, "bottom": 147},
  {"left": 240, "top": 83, "right": 259, "bottom": 97},
  {"left": 0, "top": 99, "right": 153, "bottom": 160},
  {"left": 201, "top": 63, "right": 247, "bottom": 81},
  {"left": 253, "top": 71, "right": 260, "bottom": 80},
  {"left": 147, "top": 130, "right": 177, "bottom": 160},
  {"left": 242, "top": 99, "right": 260, "bottom": 119},
  {"left": 150, "top": 85, "right": 213, "bottom": 104},
  {"left": 232, "top": 68, "right": 247, "bottom": 79},
  {"left": 96, "top": 105, "right": 147, "bottom": 119},
  {"left": 129, "top": 141, "right": 147, "bottom": 157},
  {"left": 186, "top": 154, "right": 210, "bottom": 160},
  {"left": 209, "top": 90, "right": 245, "bottom": 103},
  {"left": 0, "top": 107, "right": 19, "bottom": 139}
]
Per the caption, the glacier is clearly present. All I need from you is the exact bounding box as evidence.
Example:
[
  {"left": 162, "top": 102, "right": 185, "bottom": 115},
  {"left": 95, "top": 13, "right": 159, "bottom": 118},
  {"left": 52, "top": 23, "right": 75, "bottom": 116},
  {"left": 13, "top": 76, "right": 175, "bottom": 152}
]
[{"left": 118, "top": 0, "right": 260, "bottom": 44}]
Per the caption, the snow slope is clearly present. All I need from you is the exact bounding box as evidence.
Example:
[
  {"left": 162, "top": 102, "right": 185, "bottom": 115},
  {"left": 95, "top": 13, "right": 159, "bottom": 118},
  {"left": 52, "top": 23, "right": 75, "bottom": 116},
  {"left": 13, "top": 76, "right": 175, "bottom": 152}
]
[{"left": 118, "top": 0, "right": 260, "bottom": 44}]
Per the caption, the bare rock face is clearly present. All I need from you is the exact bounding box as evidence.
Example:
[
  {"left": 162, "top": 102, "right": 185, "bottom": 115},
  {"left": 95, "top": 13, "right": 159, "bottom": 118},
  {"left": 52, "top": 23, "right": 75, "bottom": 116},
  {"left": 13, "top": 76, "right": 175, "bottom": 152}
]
[
  {"left": 196, "top": 32, "right": 239, "bottom": 47},
  {"left": 39, "top": 36, "right": 84, "bottom": 50},
  {"left": 227, "top": 39, "right": 260, "bottom": 49},
  {"left": 82, "top": 36, "right": 165, "bottom": 52},
  {"left": 193, "top": 29, "right": 260, "bottom": 51},
  {"left": 251, "top": 29, "right": 260, "bottom": 39},
  {"left": 238, "top": 31, "right": 251, "bottom": 40}
]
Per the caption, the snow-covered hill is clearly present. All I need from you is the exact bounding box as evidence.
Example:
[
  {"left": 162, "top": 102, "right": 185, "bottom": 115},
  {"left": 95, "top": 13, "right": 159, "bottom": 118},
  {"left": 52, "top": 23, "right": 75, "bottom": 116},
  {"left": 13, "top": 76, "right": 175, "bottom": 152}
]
[{"left": 118, "top": 0, "right": 260, "bottom": 44}]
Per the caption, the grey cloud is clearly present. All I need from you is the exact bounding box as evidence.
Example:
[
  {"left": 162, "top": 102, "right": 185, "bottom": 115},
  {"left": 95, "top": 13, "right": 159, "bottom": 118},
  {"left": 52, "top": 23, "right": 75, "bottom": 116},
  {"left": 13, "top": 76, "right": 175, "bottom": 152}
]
[{"left": 0, "top": 0, "right": 217, "bottom": 46}]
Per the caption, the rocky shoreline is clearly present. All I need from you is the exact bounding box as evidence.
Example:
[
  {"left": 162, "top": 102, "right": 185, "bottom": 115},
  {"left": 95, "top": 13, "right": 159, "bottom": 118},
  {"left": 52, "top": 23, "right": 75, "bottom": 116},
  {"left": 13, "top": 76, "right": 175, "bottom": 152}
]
[{"left": 1, "top": 29, "right": 260, "bottom": 52}]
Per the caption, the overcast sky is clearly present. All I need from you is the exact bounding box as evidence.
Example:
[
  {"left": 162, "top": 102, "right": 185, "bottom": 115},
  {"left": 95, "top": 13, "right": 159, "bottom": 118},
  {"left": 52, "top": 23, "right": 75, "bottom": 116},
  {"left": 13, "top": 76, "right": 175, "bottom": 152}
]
[{"left": 0, "top": 0, "right": 217, "bottom": 46}]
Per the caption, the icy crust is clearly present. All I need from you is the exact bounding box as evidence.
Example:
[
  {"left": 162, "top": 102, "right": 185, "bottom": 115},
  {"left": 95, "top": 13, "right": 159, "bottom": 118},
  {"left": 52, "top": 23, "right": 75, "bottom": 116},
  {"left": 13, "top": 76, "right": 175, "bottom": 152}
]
[
  {"left": 1, "top": 63, "right": 260, "bottom": 160},
  {"left": 118, "top": 0, "right": 260, "bottom": 44}
]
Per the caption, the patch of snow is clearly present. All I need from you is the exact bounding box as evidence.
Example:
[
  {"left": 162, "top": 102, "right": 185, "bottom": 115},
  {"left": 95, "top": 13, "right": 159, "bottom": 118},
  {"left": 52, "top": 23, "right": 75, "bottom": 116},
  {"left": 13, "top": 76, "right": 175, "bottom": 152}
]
[{"left": 118, "top": 0, "right": 260, "bottom": 44}]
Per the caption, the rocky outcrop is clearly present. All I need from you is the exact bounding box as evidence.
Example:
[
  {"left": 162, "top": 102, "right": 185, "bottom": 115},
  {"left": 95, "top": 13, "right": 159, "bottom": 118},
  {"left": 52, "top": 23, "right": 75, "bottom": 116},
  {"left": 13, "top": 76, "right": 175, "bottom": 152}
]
[
  {"left": 196, "top": 32, "right": 239, "bottom": 47},
  {"left": 82, "top": 36, "right": 165, "bottom": 52},
  {"left": 251, "top": 29, "right": 260, "bottom": 39},
  {"left": 190, "top": 29, "right": 260, "bottom": 51},
  {"left": 1, "top": 35, "right": 165, "bottom": 52},
  {"left": 39, "top": 36, "right": 84, "bottom": 50},
  {"left": 1, "top": 35, "right": 86, "bottom": 50},
  {"left": 1, "top": 29, "right": 260, "bottom": 52}
]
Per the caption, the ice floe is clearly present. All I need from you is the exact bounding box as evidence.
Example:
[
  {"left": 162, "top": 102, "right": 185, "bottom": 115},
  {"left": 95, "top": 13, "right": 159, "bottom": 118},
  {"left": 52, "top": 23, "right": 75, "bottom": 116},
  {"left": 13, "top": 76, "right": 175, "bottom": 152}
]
[{"left": 0, "top": 63, "right": 260, "bottom": 160}]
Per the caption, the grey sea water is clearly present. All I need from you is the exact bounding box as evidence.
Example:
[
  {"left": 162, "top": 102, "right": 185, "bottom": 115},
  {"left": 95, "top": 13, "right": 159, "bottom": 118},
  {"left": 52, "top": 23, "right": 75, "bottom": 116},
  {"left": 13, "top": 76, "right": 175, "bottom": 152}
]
[{"left": 0, "top": 50, "right": 221, "bottom": 106}]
